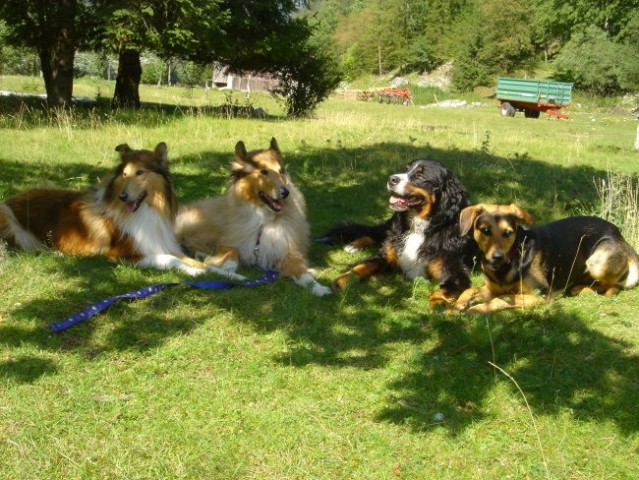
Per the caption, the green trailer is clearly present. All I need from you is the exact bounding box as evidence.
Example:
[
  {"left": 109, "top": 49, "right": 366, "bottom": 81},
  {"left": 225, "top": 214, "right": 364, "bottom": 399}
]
[{"left": 496, "top": 77, "right": 573, "bottom": 119}]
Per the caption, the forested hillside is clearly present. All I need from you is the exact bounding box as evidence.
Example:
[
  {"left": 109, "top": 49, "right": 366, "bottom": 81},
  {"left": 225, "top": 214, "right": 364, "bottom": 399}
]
[{"left": 302, "top": 0, "right": 639, "bottom": 94}]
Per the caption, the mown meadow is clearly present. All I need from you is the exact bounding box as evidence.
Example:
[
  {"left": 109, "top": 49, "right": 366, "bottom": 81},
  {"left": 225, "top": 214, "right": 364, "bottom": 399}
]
[{"left": 1, "top": 75, "right": 639, "bottom": 479}]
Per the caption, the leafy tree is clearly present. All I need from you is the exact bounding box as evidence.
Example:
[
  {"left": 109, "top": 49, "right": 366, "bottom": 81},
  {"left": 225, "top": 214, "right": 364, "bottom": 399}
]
[
  {"left": 553, "top": 25, "right": 627, "bottom": 95},
  {"left": 98, "top": 0, "right": 339, "bottom": 115},
  {"left": 450, "top": 9, "right": 491, "bottom": 92},
  {"left": 339, "top": 43, "right": 366, "bottom": 81},
  {"left": 0, "top": 21, "right": 38, "bottom": 75},
  {"left": 272, "top": 25, "right": 341, "bottom": 117},
  {"left": 0, "top": 0, "right": 93, "bottom": 106},
  {"left": 451, "top": 0, "right": 535, "bottom": 92},
  {"left": 92, "top": 0, "right": 227, "bottom": 108}
]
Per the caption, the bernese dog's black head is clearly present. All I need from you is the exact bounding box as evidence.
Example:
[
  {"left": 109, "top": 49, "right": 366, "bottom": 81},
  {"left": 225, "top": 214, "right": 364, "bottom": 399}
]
[{"left": 387, "top": 158, "right": 470, "bottom": 223}]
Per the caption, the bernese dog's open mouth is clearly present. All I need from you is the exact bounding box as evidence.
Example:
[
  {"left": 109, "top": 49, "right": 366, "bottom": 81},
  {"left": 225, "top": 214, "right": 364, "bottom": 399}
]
[
  {"left": 259, "top": 191, "right": 283, "bottom": 212},
  {"left": 388, "top": 194, "right": 424, "bottom": 212},
  {"left": 125, "top": 191, "right": 148, "bottom": 213}
]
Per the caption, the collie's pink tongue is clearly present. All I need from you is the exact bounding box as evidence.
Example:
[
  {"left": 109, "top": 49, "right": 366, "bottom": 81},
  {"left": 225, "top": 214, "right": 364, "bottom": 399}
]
[{"left": 126, "top": 202, "right": 136, "bottom": 213}]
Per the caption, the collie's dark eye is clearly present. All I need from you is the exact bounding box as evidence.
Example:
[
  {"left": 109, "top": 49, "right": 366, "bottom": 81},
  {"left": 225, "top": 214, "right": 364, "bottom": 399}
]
[
  {"left": 261, "top": 169, "right": 268, "bottom": 175},
  {"left": 136, "top": 169, "right": 144, "bottom": 176}
]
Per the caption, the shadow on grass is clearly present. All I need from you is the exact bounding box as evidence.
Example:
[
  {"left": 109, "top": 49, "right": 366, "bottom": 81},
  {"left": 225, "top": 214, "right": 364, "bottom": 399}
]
[
  {"left": 0, "top": 353, "right": 58, "bottom": 383},
  {"left": 0, "top": 95, "right": 283, "bottom": 130},
  {"left": 375, "top": 306, "right": 639, "bottom": 436},
  {"left": 1, "top": 141, "right": 637, "bottom": 436}
]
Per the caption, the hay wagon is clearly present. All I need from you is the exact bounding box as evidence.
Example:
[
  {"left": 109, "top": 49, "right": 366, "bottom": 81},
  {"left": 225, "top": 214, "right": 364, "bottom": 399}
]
[{"left": 496, "top": 77, "right": 572, "bottom": 119}]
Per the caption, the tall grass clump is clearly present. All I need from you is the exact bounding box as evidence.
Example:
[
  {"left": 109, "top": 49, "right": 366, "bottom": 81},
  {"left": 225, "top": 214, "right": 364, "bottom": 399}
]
[{"left": 594, "top": 171, "right": 639, "bottom": 249}]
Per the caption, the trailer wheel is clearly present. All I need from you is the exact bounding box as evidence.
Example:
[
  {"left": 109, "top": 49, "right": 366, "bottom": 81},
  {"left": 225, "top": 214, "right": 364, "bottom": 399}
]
[
  {"left": 500, "top": 102, "right": 516, "bottom": 117},
  {"left": 524, "top": 108, "right": 541, "bottom": 119}
]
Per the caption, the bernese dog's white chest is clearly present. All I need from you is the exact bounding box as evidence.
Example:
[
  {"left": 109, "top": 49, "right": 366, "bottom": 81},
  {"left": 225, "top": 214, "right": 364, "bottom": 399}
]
[{"left": 398, "top": 217, "right": 429, "bottom": 279}]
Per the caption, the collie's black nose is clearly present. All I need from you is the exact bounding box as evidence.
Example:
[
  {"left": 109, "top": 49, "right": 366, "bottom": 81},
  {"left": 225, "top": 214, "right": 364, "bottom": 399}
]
[
  {"left": 119, "top": 191, "right": 128, "bottom": 202},
  {"left": 280, "top": 186, "right": 289, "bottom": 198}
]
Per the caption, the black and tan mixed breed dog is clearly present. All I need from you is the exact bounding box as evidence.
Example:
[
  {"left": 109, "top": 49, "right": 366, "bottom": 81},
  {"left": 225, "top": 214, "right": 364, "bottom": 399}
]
[
  {"left": 455, "top": 203, "right": 639, "bottom": 313},
  {"left": 330, "top": 158, "right": 479, "bottom": 308}
]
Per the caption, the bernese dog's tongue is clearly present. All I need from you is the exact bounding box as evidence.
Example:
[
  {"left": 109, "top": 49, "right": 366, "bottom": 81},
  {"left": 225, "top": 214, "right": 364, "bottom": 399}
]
[{"left": 389, "top": 196, "right": 408, "bottom": 208}]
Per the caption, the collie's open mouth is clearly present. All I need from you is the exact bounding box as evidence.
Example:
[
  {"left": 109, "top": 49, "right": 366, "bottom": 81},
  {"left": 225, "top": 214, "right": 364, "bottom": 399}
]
[
  {"left": 259, "top": 191, "right": 283, "bottom": 212},
  {"left": 388, "top": 194, "right": 423, "bottom": 211},
  {"left": 126, "top": 191, "right": 148, "bottom": 213}
]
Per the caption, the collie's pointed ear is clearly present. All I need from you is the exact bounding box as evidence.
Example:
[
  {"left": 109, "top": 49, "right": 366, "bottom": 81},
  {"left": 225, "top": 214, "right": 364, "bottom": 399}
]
[
  {"left": 506, "top": 203, "right": 534, "bottom": 225},
  {"left": 154, "top": 142, "right": 169, "bottom": 169},
  {"left": 115, "top": 144, "right": 131, "bottom": 155},
  {"left": 231, "top": 141, "right": 254, "bottom": 179},
  {"left": 235, "top": 141, "right": 248, "bottom": 160},
  {"left": 269, "top": 137, "right": 280, "bottom": 153},
  {"left": 459, "top": 205, "right": 484, "bottom": 236}
]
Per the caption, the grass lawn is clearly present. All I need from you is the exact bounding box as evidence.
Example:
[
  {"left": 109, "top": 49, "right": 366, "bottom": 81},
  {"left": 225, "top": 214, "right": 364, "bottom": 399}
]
[{"left": 1, "top": 75, "right": 639, "bottom": 479}]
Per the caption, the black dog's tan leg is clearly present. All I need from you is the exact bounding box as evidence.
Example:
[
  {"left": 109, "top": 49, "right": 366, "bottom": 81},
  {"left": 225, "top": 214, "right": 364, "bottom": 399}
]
[
  {"left": 333, "top": 260, "right": 384, "bottom": 290},
  {"left": 465, "top": 293, "right": 546, "bottom": 314},
  {"left": 345, "top": 236, "right": 377, "bottom": 253},
  {"left": 455, "top": 286, "right": 493, "bottom": 311},
  {"left": 428, "top": 258, "right": 472, "bottom": 310}
]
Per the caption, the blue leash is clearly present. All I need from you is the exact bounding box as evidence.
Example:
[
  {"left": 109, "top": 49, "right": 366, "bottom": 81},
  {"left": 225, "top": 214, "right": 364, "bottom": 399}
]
[{"left": 50, "top": 270, "right": 280, "bottom": 333}]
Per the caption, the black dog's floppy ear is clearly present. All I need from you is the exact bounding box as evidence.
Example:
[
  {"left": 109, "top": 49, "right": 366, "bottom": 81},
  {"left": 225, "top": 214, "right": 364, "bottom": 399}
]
[
  {"left": 505, "top": 203, "right": 535, "bottom": 225},
  {"left": 459, "top": 204, "right": 484, "bottom": 236}
]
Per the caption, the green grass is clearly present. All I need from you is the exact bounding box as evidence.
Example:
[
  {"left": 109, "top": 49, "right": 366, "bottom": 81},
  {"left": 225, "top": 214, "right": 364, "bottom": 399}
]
[{"left": 1, "top": 75, "right": 639, "bottom": 479}]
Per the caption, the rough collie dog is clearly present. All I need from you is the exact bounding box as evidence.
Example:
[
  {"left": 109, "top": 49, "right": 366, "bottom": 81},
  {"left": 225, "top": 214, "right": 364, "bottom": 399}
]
[
  {"left": 175, "top": 138, "right": 331, "bottom": 296},
  {"left": 455, "top": 203, "right": 639, "bottom": 313},
  {"left": 0, "top": 142, "right": 208, "bottom": 276},
  {"left": 331, "top": 159, "right": 479, "bottom": 308}
]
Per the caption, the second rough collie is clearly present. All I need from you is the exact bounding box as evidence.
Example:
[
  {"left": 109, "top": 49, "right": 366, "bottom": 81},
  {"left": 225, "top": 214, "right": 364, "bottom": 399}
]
[{"left": 175, "top": 138, "right": 331, "bottom": 296}]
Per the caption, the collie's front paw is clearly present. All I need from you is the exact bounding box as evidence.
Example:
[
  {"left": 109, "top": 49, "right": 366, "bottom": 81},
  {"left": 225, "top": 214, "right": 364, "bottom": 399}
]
[
  {"left": 312, "top": 283, "right": 332, "bottom": 297},
  {"left": 183, "top": 265, "right": 207, "bottom": 276},
  {"left": 207, "top": 265, "right": 246, "bottom": 281}
]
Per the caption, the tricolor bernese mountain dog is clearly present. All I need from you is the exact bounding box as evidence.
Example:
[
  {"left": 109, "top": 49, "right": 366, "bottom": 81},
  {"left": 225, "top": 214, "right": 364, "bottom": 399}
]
[{"left": 328, "top": 158, "right": 479, "bottom": 308}]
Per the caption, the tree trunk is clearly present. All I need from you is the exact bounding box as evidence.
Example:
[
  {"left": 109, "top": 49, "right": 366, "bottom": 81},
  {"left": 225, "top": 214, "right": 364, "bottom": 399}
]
[
  {"left": 38, "top": 15, "right": 75, "bottom": 107},
  {"left": 112, "top": 49, "right": 142, "bottom": 109}
]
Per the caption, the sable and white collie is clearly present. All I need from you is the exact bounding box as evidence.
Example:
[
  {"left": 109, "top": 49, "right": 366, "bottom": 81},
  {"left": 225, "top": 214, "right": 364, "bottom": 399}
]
[
  {"left": 0, "top": 142, "right": 209, "bottom": 276},
  {"left": 175, "top": 138, "right": 331, "bottom": 296}
]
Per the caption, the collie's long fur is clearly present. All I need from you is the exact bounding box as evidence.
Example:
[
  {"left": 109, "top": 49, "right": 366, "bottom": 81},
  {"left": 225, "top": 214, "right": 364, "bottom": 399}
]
[
  {"left": 175, "top": 138, "right": 331, "bottom": 296},
  {"left": 0, "top": 142, "right": 207, "bottom": 276}
]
